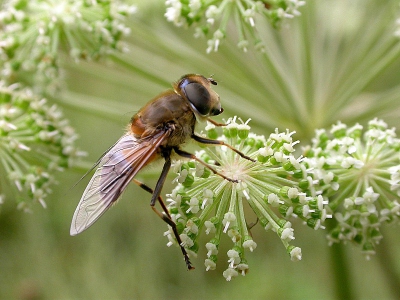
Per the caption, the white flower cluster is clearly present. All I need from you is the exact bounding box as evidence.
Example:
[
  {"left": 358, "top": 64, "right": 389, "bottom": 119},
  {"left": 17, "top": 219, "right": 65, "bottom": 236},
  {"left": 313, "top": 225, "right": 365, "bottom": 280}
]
[
  {"left": 164, "top": 116, "right": 400, "bottom": 278},
  {"left": 164, "top": 116, "right": 330, "bottom": 280},
  {"left": 0, "top": 81, "right": 85, "bottom": 211},
  {"left": 0, "top": 0, "right": 136, "bottom": 90},
  {"left": 303, "top": 119, "right": 400, "bottom": 259},
  {"left": 165, "top": 0, "right": 306, "bottom": 52}
]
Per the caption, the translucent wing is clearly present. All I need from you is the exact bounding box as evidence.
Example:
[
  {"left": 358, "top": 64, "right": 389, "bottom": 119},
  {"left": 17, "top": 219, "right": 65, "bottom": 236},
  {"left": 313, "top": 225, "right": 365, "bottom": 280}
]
[{"left": 70, "top": 131, "right": 169, "bottom": 235}]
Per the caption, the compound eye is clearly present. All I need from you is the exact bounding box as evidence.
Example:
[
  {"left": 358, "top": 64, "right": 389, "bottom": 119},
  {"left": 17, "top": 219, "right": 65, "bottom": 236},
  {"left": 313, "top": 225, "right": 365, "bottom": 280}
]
[
  {"left": 212, "top": 106, "right": 223, "bottom": 116},
  {"left": 183, "top": 82, "right": 211, "bottom": 116}
]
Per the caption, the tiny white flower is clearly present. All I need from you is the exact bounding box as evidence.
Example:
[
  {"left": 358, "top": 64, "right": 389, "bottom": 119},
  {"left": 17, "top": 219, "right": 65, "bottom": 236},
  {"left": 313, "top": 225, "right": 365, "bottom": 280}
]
[
  {"left": 180, "top": 233, "right": 194, "bottom": 248},
  {"left": 206, "top": 242, "right": 218, "bottom": 257},
  {"left": 223, "top": 267, "right": 238, "bottom": 281},
  {"left": 222, "top": 212, "right": 236, "bottom": 233},
  {"left": 281, "top": 227, "right": 295, "bottom": 242},
  {"left": 227, "top": 249, "right": 240, "bottom": 267},
  {"left": 267, "top": 193, "right": 283, "bottom": 207},
  {"left": 290, "top": 247, "right": 302, "bottom": 261},
  {"left": 243, "top": 239, "right": 257, "bottom": 252},
  {"left": 186, "top": 219, "right": 198, "bottom": 234},
  {"left": 204, "top": 220, "right": 216, "bottom": 235},
  {"left": 227, "top": 228, "right": 241, "bottom": 242},
  {"left": 186, "top": 197, "right": 200, "bottom": 214},
  {"left": 205, "top": 259, "right": 216, "bottom": 271}
]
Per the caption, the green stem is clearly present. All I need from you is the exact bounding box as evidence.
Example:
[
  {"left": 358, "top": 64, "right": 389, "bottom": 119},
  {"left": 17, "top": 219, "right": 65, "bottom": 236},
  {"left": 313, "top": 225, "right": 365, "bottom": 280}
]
[
  {"left": 109, "top": 53, "right": 170, "bottom": 87},
  {"left": 375, "top": 232, "right": 400, "bottom": 299},
  {"left": 326, "top": 220, "right": 355, "bottom": 300}
]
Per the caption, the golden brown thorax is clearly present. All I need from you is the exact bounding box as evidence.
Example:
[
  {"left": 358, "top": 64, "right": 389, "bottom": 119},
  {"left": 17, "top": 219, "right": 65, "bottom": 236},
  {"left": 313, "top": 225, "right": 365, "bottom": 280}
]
[{"left": 130, "top": 90, "right": 196, "bottom": 147}]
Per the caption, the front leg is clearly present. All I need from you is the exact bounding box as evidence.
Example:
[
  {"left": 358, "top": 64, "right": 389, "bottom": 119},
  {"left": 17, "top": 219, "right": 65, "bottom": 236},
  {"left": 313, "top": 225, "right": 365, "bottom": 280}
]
[
  {"left": 206, "top": 118, "right": 227, "bottom": 127},
  {"left": 191, "top": 134, "right": 256, "bottom": 162},
  {"left": 173, "top": 147, "right": 239, "bottom": 183}
]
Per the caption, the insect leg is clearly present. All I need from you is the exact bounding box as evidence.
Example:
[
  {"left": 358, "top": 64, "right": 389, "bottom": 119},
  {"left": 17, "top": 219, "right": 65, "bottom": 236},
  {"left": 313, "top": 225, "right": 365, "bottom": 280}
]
[
  {"left": 135, "top": 156, "right": 194, "bottom": 270},
  {"left": 247, "top": 217, "right": 259, "bottom": 230},
  {"left": 206, "top": 118, "right": 227, "bottom": 127},
  {"left": 191, "top": 134, "right": 256, "bottom": 162},
  {"left": 173, "top": 147, "right": 239, "bottom": 183},
  {"left": 132, "top": 179, "right": 172, "bottom": 219}
]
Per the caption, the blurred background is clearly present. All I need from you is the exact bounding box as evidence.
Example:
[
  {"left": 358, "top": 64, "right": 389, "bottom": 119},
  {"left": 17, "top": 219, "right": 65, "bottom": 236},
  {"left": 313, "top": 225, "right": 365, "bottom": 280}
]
[{"left": 1, "top": 0, "right": 400, "bottom": 299}]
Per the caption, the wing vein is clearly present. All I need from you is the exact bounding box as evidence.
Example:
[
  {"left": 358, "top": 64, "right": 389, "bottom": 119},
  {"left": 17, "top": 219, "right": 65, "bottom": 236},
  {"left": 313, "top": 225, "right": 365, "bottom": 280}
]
[{"left": 70, "top": 131, "right": 170, "bottom": 235}]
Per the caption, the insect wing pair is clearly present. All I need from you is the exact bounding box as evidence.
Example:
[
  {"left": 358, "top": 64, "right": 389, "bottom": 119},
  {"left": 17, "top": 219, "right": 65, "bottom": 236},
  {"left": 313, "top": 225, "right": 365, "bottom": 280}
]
[{"left": 70, "top": 132, "right": 168, "bottom": 235}]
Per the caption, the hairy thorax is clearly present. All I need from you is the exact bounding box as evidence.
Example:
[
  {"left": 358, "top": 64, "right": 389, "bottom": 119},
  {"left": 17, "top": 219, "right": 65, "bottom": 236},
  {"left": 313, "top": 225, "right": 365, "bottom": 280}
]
[{"left": 130, "top": 90, "right": 196, "bottom": 147}]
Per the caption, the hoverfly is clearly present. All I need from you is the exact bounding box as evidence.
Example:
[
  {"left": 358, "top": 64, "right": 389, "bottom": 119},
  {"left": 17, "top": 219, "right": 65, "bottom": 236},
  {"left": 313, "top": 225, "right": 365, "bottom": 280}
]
[{"left": 70, "top": 74, "right": 254, "bottom": 270}]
